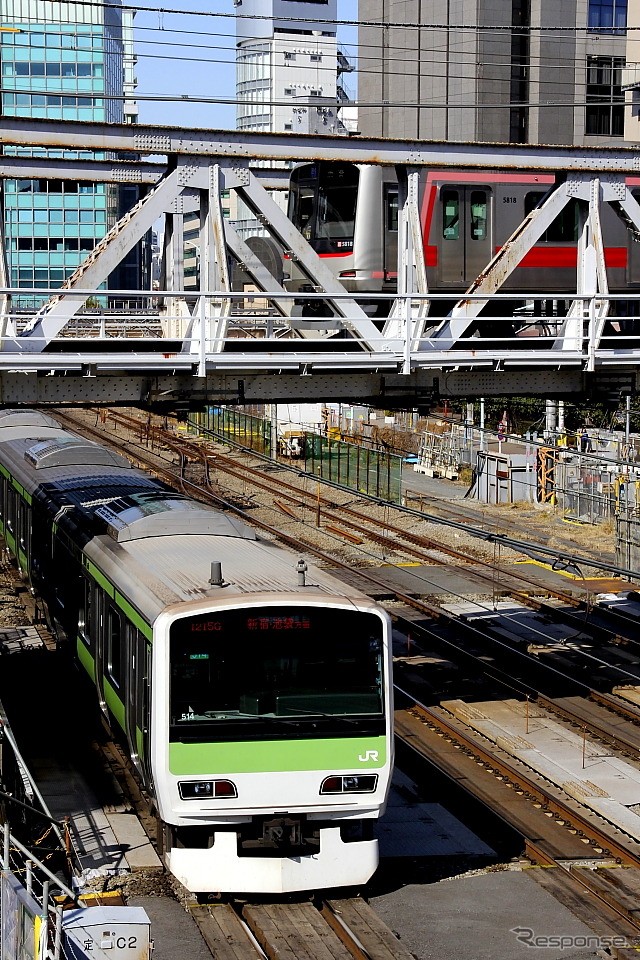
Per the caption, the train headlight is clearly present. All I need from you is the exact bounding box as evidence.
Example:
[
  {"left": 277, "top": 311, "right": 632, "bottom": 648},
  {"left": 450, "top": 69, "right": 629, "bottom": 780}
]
[
  {"left": 320, "top": 775, "right": 378, "bottom": 794},
  {"left": 178, "top": 780, "right": 237, "bottom": 800}
]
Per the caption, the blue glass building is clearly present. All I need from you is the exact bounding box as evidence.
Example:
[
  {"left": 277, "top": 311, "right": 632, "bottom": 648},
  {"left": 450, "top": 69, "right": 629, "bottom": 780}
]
[{"left": 1, "top": 2, "right": 142, "bottom": 307}]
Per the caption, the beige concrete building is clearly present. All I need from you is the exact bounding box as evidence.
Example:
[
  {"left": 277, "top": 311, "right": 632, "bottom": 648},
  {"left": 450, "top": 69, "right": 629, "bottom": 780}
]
[
  {"left": 623, "top": 0, "right": 640, "bottom": 139},
  {"left": 358, "top": 0, "right": 630, "bottom": 145}
]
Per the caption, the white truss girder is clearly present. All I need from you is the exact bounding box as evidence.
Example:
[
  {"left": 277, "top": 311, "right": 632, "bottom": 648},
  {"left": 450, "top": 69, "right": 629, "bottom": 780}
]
[
  {"left": 383, "top": 166, "right": 430, "bottom": 356},
  {"left": 0, "top": 116, "right": 639, "bottom": 390}
]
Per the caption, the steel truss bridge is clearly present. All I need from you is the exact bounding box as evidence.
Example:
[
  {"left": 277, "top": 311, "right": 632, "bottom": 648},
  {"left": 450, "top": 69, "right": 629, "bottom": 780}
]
[{"left": 2, "top": 116, "right": 640, "bottom": 408}]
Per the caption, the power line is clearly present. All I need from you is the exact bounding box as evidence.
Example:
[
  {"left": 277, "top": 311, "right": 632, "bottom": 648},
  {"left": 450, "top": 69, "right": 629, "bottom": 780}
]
[
  {"left": 0, "top": 86, "right": 628, "bottom": 111},
  {"left": 4, "top": 6, "right": 632, "bottom": 80},
  {"left": 2, "top": 21, "right": 631, "bottom": 96},
  {"left": 1, "top": 2, "right": 634, "bottom": 122},
  {"left": 2, "top": 0, "right": 639, "bottom": 35}
]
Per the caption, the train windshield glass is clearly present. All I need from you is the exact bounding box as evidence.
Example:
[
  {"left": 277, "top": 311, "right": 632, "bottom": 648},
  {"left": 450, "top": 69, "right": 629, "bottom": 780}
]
[
  {"left": 288, "top": 163, "right": 359, "bottom": 254},
  {"left": 169, "top": 606, "right": 384, "bottom": 738}
]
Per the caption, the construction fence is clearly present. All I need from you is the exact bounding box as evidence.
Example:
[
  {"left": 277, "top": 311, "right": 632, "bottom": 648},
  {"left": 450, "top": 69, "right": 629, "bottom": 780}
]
[
  {"left": 615, "top": 478, "right": 640, "bottom": 572},
  {"left": 537, "top": 449, "right": 635, "bottom": 524},
  {"left": 192, "top": 406, "right": 272, "bottom": 456}
]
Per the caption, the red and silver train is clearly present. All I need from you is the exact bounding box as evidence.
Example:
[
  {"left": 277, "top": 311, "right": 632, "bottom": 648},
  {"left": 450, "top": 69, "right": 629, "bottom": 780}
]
[{"left": 285, "top": 160, "right": 640, "bottom": 323}]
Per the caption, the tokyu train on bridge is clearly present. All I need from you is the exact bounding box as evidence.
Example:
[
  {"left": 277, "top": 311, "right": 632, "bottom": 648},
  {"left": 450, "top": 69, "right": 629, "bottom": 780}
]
[
  {"left": 285, "top": 160, "right": 640, "bottom": 330},
  {"left": 0, "top": 408, "right": 393, "bottom": 894}
]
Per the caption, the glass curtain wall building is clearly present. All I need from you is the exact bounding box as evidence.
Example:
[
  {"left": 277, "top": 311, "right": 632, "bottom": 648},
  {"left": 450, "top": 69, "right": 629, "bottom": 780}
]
[{"left": 1, "top": 0, "right": 141, "bottom": 308}]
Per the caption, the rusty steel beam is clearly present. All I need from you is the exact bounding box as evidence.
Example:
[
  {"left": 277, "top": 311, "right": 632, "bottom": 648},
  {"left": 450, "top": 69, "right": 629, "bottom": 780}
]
[{"left": 3, "top": 116, "right": 640, "bottom": 172}]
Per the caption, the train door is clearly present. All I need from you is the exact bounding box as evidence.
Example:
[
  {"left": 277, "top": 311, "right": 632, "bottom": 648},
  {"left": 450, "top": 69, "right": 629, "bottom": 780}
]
[
  {"left": 439, "top": 186, "right": 492, "bottom": 285},
  {"left": 78, "top": 572, "right": 95, "bottom": 672},
  {"left": 125, "top": 624, "right": 152, "bottom": 784},
  {"left": 383, "top": 184, "right": 399, "bottom": 280},
  {"left": 16, "top": 497, "right": 29, "bottom": 575},
  {"left": 106, "top": 604, "right": 124, "bottom": 719},
  {"left": 5, "top": 486, "right": 17, "bottom": 553},
  {"left": 94, "top": 588, "right": 108, "bottom": 715},
  {"left": 627, "top": 190, "right": 640, "bottom": 285}
]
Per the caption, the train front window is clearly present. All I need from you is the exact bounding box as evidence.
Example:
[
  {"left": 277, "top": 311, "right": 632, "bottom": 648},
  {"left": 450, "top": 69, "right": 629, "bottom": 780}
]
[
  {"left": 169, "top": 606, "right": 384, "bottom": 740},
  {"left": 288, "top": 162, "right": 359, "bottom": 253}
]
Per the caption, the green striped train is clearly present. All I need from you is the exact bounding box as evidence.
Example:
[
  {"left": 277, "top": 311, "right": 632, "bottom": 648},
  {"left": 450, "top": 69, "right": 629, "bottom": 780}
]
[{"left": 0, "top": 409, "right": 393, "bottom": 894}]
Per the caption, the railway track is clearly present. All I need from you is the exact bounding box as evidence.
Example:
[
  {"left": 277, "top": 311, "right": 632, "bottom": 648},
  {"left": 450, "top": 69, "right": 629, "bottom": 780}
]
[
  {"left": 55, "top": 409, "right": 637, "bottom": 620},
  {"left": 189, "top": 897, "right": 416, "bottom": 960},
  {"left": 52, "top": 408, "right": 640, "bottom": 705},
  {"left": 395, "top": 695, "right": 640, "bottom": 956},
  {"left": 53, "top": 408, "right": 640, "bottom": 698},
  {"left": 47, "top": 407, "right": 640, "bottom": 952}
]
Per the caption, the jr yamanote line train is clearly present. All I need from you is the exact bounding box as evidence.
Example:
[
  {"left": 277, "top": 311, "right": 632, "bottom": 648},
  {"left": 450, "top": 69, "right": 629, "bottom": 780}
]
[{"left": 0, "top": 409, "right": 394, "bottom": 894}]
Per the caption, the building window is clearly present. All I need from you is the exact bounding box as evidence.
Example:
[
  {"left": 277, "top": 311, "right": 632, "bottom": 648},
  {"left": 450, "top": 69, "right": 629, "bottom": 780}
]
[
  {"left": 310, "top": 54, "right": 322, "bottom": 61},
  {"left": 284, "top": 87, "right": 294, "bottom": 95},
  {"left": 284, "top": 52, "right": 296, "bottom": 60},
  {"left": 588, "top": 0, "right": 627, "bottom": 33},
  {"left": 586, "top": 56, "right": 625, "bottom": 136}
]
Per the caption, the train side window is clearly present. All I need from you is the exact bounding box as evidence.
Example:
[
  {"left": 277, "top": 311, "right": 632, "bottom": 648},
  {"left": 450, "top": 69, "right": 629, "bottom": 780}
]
[
  {"left": 78, "top": 577, "right": 93, "bottom": 647},
  {"left": 290, "top": 185, "right": 315, "bottom": 239},
  {"left": 385, "top": 187, "right": 398, "bottom": 232},
  {"left": 18, "top": 502, "right": 28, "bottom": 553},
  {"left": 107, "top": 607, "right": 122, "bottom": 688},
  {"left": 442, "top": 190, "right": 459, "bottom": 239},
  {"left": 470, "top": 191, "right": 488, "bottom": 240},
  {"left": 6, "top": 488, "right": 16, "bottom": 534},
  {"left": 525, "top": 192, "right": 580, "bottom": 242}
]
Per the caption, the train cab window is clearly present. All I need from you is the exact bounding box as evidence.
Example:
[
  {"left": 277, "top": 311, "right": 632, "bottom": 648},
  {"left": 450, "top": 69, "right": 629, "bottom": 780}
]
[
  {"left": 385, "top": 187, "right": 399, "bottom": 232},
  {"left": 288, "top": 162, "right": 359, "bottom": 252},
  {"left": 470, "top": 191, "right": 488, "bottom": 240},
  {"left": 442, "top": 190, "right": 459, "bottom": 239},
  {"left": 107, "top": 608, "right": 123, "bottom": 688},
  {"left": 525, "top": 192, "right": 580, "bottom": 242},
  {"left": 316, "top": 172, "right": 357, "bottom": 241}
]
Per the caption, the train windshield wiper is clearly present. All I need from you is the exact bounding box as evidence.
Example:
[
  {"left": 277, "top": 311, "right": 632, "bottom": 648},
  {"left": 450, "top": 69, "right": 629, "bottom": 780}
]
[
  {"left": 178, "top": 711, "right": 300, "bottom": 725},
  {"left": 277, "top": 705, "right": 365, "bottom": 725}
]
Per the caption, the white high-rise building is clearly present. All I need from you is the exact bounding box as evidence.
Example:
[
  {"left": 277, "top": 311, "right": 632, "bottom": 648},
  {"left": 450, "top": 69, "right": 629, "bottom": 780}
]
[{"left": 235, "top": 0, "right": 354, "bottom": 136}]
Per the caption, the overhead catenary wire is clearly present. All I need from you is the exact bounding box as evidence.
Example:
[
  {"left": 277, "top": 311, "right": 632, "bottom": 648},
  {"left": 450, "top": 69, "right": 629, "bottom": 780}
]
[
  {"left": 3, "top": 6, "right": 635, "bottom": 114},
  {"left": 0, "top": 86, "right": 629, "bottom": 110},
  {"left": 5, "top": 0, "right": 640, "bottom": 34},
  {"left": 5, "top": 11, "right": 636, "bottom": 77}
]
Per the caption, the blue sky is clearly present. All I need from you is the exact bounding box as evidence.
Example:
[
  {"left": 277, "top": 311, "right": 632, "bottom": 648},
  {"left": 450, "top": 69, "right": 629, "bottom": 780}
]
[{"left": 133, "top": 0, "right": 358, "bottom": 129}]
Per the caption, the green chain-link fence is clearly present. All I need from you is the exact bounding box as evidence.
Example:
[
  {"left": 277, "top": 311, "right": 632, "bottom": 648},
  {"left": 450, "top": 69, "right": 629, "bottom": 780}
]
[{"left": 190, "top": 407, "right": 402, "bottom": 502}]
